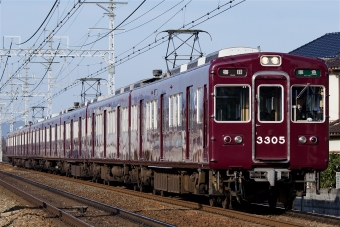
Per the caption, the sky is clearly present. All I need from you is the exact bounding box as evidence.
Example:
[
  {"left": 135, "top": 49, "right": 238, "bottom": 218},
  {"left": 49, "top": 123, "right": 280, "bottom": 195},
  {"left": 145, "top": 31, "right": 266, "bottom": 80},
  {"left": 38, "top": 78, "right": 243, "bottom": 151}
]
[{"left": 0, "top": 0, "right": 339, "bottom": 124}]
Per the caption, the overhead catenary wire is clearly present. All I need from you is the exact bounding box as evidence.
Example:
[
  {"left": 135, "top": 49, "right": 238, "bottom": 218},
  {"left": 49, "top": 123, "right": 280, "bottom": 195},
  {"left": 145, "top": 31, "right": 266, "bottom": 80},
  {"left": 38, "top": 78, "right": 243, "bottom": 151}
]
[
  {"left": 76, "top": 0, "right": 147, "bottom": 48},
  {"left": 32, "top": 0, "right": 245, "bottom": 110},
  {"left": 9, "top": 0, "right": 245, "bottom": 122},
  {"left": 30, "top": 42, "right": 61, "bottom": 93},
  {"left": 1, "top": 1, "right": 84, "bottom": 118},
  {"left": 0, "top": 1, "right": 83, "bottom": 92},
  {"left": 18, "top": 0, "right": 59, "bottom": 45},
  {"left": 0, "top": 41, "right": 13, "bottom": 83}
]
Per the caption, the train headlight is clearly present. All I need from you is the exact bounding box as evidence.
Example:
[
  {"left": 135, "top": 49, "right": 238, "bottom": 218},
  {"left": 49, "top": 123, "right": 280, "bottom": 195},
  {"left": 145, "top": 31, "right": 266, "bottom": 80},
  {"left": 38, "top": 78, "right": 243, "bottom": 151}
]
[
  {"left": 260, "top": 55, "right": 281, "bottom": 66},
  {"left": 234, "top": 136, "right": 243, "bottom": 144},
  {"left": 223, "top": 136, "right": 232, "bottom": 144},
  {"left": 271, "top": 57, "right": 279, "bottom": 65},
  {"left": 310, "top": 136, "right": 318, "bottom": 144},
  {"left": 299, "top": 136, "right": 307, "bottom": 144},
  {"left": 261, "top": 56, "right": 269, "bottom": 65}
]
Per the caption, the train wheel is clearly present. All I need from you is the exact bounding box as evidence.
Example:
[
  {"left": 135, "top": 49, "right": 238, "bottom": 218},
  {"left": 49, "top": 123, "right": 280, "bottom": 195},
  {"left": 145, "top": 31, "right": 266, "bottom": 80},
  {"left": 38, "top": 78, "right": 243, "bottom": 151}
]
[
  {"left": 160, "top": 190, "right": 166, "bottom": 197},
  {"left": 133, "top": 185, "right": 138, "bottom": 191},
  {"left": 152, "top": 188, "right": 157, "bottom": 195},
  {"left": 139, "top": 183, "right": 144, "bottom": 192},
  {"left": 222, "top": 196, "right": 230, "bottom": 209},
  {"left": 209, "top": 197, "right": 216, "bottom": 207},
  {"left": 268, "top": 196, "right": 277, "bottom": 209},
  {"left": 284, "top": 198, "right": 293, "bottom": 210}
]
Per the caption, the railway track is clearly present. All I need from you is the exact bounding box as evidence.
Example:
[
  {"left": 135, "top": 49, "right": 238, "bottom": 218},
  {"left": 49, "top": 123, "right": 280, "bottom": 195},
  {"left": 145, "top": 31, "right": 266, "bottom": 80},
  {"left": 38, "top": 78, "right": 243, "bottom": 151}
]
[
  {"left": 0, "top": 169, "right": 174, "bottom": 227},
  {"left": 1, "top": 164, "right": 334, "bottom": 227}
]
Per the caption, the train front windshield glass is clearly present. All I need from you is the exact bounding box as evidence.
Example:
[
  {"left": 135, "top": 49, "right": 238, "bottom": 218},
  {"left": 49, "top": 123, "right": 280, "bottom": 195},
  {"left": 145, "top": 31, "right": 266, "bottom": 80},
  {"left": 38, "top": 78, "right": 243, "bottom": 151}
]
[
  {"left": 291, "top": 85, "right": 325, "bottom": 122},
  {"left": 258, "top": 86, "right": 283, "bottom": 122},
  {"left": 215, "top": 86, "right": 250, "bottom": 121}
]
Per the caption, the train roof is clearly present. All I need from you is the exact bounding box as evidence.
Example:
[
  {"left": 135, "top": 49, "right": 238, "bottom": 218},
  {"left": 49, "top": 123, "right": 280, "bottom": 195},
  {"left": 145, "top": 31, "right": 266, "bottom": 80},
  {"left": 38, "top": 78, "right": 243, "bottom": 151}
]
[{"left": 16, "top": 46, "right": 261, "bottom": 128}]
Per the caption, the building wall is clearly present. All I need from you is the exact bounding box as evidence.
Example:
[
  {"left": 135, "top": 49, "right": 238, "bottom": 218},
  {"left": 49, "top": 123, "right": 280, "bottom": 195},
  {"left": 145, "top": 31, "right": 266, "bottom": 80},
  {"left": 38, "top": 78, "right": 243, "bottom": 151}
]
[
  {"left": 329, "top": 137, "right": 340, "bottom": 153},
  {"left": 329, "top": 74, "right": 339, "bottom": 121}
]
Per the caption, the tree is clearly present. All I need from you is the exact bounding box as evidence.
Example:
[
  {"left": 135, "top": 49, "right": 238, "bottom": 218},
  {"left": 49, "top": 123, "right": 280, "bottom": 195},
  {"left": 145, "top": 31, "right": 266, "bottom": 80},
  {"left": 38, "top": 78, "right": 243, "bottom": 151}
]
[{"left": 320, "top": 153, "right": 340, "bottom": 188}]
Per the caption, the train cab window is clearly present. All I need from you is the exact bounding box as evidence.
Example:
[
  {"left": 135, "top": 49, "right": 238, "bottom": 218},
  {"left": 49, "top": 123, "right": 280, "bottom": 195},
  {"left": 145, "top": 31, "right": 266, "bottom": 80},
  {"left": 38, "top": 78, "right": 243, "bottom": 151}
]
[
  {"left": 291, "top": 85, "right": 324, "bottom": 122},
  {"left": 258, "top": 85, "right": 283, "bottom": 122},
  {"left": 214, "top": 85, "right": 250, "bottom": 122}
]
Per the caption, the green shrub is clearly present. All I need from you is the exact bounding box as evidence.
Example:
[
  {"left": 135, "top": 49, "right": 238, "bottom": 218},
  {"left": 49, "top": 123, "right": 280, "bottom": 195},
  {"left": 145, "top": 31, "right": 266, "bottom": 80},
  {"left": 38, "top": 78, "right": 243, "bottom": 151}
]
[{"left": 320, "top": 153, "right": 340, "bottom": 188}]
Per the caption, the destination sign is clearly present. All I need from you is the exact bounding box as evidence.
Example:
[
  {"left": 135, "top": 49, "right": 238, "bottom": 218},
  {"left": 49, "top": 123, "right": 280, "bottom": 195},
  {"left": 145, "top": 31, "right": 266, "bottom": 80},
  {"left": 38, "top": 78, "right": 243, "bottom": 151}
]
[
  {"left": 218, "top": 68, "right": 247, "bottom": 77},
  {"left": 295, "top": 69, "right": 320, "bottom": 77}
]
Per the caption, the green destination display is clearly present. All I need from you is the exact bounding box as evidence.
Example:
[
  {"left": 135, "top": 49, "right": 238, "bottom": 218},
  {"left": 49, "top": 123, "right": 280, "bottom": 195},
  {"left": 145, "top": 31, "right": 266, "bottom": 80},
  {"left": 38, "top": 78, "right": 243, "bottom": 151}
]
[{"left": 295, "top": 69, "right": 320, "bottom": 77}]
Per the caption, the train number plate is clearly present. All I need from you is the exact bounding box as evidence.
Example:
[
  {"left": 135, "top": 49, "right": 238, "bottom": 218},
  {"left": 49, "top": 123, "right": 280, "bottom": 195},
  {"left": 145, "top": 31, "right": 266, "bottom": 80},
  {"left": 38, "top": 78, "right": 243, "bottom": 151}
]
[{"left": 256, "top": 136, "right": 285, "bottom": 144}]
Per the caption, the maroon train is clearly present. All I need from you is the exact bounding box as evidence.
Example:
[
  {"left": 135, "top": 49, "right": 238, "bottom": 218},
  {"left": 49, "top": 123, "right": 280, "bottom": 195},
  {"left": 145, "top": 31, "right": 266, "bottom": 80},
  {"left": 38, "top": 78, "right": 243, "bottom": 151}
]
[{"left": 6, "top": 47, "right": 329, "bottom": 209}]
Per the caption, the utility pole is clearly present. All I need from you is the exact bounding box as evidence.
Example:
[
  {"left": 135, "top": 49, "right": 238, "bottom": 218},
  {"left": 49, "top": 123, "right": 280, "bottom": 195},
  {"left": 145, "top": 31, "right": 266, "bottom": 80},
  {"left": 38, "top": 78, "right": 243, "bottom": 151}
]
[{"left": 82, "top": 0, "right": 127, "bottom": 95}]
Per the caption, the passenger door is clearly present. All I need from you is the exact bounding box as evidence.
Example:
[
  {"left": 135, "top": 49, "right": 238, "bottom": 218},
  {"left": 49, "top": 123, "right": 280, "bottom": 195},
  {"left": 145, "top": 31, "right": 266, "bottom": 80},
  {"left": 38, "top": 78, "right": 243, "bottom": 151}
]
[{"left": 253, "top": 74, "right": 289, "bottom": 161}]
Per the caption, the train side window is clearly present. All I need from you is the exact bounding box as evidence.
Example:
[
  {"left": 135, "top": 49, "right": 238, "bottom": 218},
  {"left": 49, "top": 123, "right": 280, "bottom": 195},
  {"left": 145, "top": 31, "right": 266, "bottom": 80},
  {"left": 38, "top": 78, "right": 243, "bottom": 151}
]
[
  {"left": 291, "top": 85, "right": 324, "bottom": 122},
  {"left": 214, "top": 85, "right": 250, "bottom": 122},
  {"left": 258, "top": 85, "right": 283, "bottom": 122}
]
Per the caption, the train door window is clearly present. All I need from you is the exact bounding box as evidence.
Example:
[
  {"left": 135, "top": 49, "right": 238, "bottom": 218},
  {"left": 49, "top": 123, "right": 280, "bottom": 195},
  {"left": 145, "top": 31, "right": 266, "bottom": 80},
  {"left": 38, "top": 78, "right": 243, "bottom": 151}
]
[
  {"left": 58, "top": 124, "right": 62, "bottom": 153},
  {"left": 153, "top": 100, "right": 158, "bottom": 129},
  {"left": 189, "top": 87, "right": 195, "bottom": 130},
  {"left": 121, "top": 108, "right": 128, "bottom": 132},
  {"left": 169, "top": 94, "right": 182, "bottom": 127},
  {"left": 82, "top": 118, "right": 86, "bottom": 137},
  {"left": 96, "top": 115, "right": 103, "bottom": 135},
  {"left": 51, "top": 126, "right": 55, "bottom": 143},
  {"left": 87, "top": 116, "right": 92, "bottom": 137},
  {"left": 214, "top": 85, "right": 250, "bottom": 122},
  {"left": 291, "top": 85, "right": 325, "bottom": 122},
  {"left": 131, "top": 105, "right": 138, "bottom": 131},
  {"left": 162, "top": 96, "right": 167, "bottom": 132},
  {"left": 146, "top": 102, "right": 150, "bottom": 129},
  {"left": 66, "top": 123, "right": 70, "bottom": 140},
  {"left": 197, "top": 87, "right": 204, "bottom": 124},
  {"left": 108, "top": 110, "right": 116, "bottom": 134},
  {"left": 150, "top": 101, "right": 155, "bottom": 129},
  {"left": 54, "top": 125, "right": 57, "bottom": 154},
  {"left": 46, "top": 127, "right": 50, "bottom": 143},
  {"left": 146, "top": 100, "right": 157, "bottom": 130},
  {"left": 74, "top": 120, "right": 79, "bottom": 139},
  {"left": 258, "top": 85, "right": 283, "bottom": 122},
  {"left": 43, "top": 127, "right": 46, "bottom": 155},
  {"left": 79, "top": 117, "right": 82, "bottom": 156}
]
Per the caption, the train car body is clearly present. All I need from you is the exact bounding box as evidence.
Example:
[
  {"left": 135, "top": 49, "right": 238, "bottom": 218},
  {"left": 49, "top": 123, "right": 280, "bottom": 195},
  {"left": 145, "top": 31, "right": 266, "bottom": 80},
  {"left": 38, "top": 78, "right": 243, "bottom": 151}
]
[{"left": 6, "top": 47, "right": 329, "bottom": 209}]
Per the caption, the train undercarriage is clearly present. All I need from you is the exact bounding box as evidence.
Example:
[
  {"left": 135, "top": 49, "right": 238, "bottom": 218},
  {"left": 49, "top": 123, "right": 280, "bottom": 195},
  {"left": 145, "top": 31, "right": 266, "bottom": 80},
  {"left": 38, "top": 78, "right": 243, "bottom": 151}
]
[{"left": 9, "top": 157, "right": 318, "bottom": 210}]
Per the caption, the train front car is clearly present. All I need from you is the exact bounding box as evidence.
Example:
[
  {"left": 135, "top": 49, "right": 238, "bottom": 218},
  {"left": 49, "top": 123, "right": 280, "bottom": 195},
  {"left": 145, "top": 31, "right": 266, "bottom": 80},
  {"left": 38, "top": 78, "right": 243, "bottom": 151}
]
[{"left": 208, "top": 50, "right": 329, "bottom": 209}]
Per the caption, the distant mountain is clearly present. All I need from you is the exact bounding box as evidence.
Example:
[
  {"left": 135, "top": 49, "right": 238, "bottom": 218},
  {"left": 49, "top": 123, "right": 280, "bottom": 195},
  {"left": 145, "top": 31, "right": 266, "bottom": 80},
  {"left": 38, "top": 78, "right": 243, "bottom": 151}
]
[{"left": 2, "top": 121, "right": 24, "bottom": 138}]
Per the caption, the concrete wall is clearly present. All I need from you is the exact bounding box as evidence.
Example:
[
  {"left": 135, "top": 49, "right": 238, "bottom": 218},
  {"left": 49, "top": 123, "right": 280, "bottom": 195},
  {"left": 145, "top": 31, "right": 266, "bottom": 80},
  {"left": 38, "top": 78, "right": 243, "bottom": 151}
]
[
  {"left": 294, "top": 188, "right": 340, "bottom": 216},
  {"left": 329, "top": 74, "right": 339, "bottom": 121}
]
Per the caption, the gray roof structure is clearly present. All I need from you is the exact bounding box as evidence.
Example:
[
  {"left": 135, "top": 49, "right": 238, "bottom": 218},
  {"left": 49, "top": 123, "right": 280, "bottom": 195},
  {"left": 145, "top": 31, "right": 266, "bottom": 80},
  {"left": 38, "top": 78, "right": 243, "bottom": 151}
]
[{"left": 289, "top": 32, "right": 340, "bottom": 58}]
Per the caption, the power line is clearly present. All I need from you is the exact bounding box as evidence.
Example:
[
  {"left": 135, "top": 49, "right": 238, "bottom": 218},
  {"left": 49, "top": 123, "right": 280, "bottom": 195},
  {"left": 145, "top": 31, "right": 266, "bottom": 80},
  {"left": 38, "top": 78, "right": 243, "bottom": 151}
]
[
  {"left": 0, "top": 41, "right": 12, "bottom": 83},
  {"left": 75, "top": 0, "right": 146, "bottom": 48},
  {"left": 18, "top": 0, "right": 59, "bottom": 45}
]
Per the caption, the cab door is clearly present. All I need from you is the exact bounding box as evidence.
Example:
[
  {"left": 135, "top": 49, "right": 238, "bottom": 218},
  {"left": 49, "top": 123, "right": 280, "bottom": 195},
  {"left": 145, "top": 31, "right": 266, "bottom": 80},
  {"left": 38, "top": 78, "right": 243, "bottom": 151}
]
[{"left": 253, "top": 74, "right": 289, "bottom": 161}]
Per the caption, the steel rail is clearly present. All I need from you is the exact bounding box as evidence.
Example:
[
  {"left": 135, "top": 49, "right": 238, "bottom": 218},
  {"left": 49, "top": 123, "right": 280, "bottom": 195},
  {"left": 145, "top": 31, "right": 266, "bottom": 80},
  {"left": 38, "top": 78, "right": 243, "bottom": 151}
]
[
  {"left": 0, "top": 178, "right": 92, "bottom": 227},
  {"left": 0, "top": 170, "right": 175, "bottom": 227}
]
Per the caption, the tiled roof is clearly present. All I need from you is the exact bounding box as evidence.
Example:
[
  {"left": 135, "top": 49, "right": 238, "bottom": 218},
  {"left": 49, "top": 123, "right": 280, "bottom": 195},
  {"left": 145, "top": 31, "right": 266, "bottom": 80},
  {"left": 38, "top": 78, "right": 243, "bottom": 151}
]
[
  {"left": 330, "top": 119, "right": 340, "bottom": 136},
  {"left": 326, "top": 58, "right": 340, "bottom": 69},
  {"left": 289, "top": 32, "right": 340, "bottom": 58}
]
